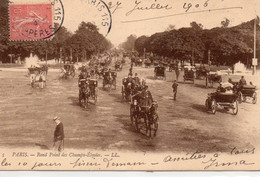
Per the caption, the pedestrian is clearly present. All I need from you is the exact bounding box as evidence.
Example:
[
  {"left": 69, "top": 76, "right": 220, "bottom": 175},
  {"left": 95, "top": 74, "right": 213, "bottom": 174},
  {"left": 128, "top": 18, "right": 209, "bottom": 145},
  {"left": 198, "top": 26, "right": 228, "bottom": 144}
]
[
  {"left": 175, "top": 67, "right": 180, "bottom": 81},
  {"left": 172, "top": 80, "right": 178, "bottom": 101},
  {"left": 53, "top": 116, "right": 64, "bottom": 152}
]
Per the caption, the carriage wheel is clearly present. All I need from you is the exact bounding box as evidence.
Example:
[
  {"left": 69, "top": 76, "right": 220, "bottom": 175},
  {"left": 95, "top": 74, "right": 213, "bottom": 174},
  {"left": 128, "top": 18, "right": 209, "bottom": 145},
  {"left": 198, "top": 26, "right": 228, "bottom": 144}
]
[
  {"left": 211, "top": 99, "right": 217, "bottom": 114},
  {"left": 134, "top": 114, "right": 140, "bottom": 132},
  {"left": 252, "top": 92, "right": 257, "bottom": 104},
  {"left": 147, "top": 113, "right": 159, "bottom": 138},
  {"left": 232, "top": 100, "right": 238, "bottom": 115},
  {"left": 205, "top": 99, "right": 209, "bottom": 111}
]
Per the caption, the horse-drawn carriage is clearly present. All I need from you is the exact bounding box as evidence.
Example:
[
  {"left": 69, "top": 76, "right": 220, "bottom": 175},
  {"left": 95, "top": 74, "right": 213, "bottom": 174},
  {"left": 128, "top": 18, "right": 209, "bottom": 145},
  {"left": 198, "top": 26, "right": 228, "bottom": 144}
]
[
  {"left": 205, "top": 91, "right": 239, "bottom": 115},
  {"left": 234, "top": 84, "right": 257, "bottom": 104},
  {"left": 154, "top": 66, "right": 166, "bottom": 80},
  {"left": 122, "top": 77, "right": 143, "bottom": 101},
  {"left": 183, "top": 66, "right": 195, "bottom": 83},
  {"left": 195, "top": 66, "right": 208, "bottom": 79},
  {"left": 206, "top": 72, "right": 222, "bottom": 88},
  {"left": 61, "top": 64, "right": 75, "bottom": 79},
  {"left": 103, "top": 71, "right": 117, "bottom": 89},
  {"left": 134, "top": 58, "right": 143, "bottom": 67},
  {"left": 130, "top": 89, "right": 159, "bottom": 138},
  {"left": 28, "top": 66, "right": 47, "bottom": 88},
  {"left": 115, "top": 60, "right": 123, "bottom": 71},
  {"left": 78, "top": 78, "right": 98, "bottom": 108}
]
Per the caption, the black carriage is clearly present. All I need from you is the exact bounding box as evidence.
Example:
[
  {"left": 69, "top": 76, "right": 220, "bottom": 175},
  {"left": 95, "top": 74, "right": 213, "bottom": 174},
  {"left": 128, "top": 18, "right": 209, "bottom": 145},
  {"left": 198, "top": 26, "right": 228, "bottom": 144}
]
[
  {"left": 183, "top": 67, "right": 195, "bottom": 83},
  {"left": 122, "top": 77, "right": 142, "bottom": 101},
  {"left": 102, "top": 71, "right": 117, "bottom": 89},
  {"left": 205, "top": 92, "right": 238, "bottom": 115},
  {"left": 130, "top": 91, "right": 159, "bottom": 138},
  {"left": 236, "top": 85, "right": 257, "bottom": 104},
  {"left": 206, "top": 72, "right": 222, "bottom": 88},
  {"left": 61, "top": 64, "right": 75, "bottom": 79},
  {"left": 154, "top": 66, "right": 166, "bottom": 80},
  {"left": 28, "top": 66, "right": 47, "bottom": 88}
]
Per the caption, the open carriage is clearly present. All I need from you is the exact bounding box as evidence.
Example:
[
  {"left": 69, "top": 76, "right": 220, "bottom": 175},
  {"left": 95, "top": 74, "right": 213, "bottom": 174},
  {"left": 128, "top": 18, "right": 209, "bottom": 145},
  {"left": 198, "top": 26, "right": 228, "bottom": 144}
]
[
  {"left": 205, "top": 92, "right": 239, "bottom": 115},
  {"left": 235, "top": 85, "right": 257, "bottom": 104},
  {"left": 130, "top": 90, "right": 159, "bottom": 138},
  {"left": 78, "top": 78, "right": 98, "bottom": 108},
  {"left": 183, "top": 66, "right": 195, "bottom": 83},
  {"left": 61, "top": 64, "right": 75, "bottom": 79},
  {"left": 154, "top": 66, "right": 166, "bottom": 80},
  {"left": 206, "top": 72, "right": 222, "bottom": 88},
  {"left": 28, "top": 66, "right": 47, "bottom": 88},
  {"left": 102, "top": 71, "right": 117, "bottom": 89}
]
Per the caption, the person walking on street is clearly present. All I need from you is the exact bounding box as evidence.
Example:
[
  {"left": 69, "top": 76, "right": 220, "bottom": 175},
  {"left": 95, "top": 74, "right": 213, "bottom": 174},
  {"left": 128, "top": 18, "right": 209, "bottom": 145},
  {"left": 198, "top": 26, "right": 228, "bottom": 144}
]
[
  {"left": 53, "top": 116, "right": 64, "bottom": 152},
  {"left": 172, "top": 80, "right": 178, "bottom": 101}
]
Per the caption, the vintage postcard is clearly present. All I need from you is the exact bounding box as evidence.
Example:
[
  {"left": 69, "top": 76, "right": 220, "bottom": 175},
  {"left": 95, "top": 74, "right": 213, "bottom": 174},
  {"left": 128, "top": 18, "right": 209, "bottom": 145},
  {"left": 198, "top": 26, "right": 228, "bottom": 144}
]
[{"left": 0, "top": 0, "right": 260, "bottom": 171}]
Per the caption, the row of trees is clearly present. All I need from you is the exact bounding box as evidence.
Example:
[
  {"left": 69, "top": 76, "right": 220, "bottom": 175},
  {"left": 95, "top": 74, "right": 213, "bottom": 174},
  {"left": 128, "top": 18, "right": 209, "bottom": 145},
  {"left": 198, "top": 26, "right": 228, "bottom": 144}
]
[
  {"left": 131, "top": 20, "right": 260, "bottom": 66},
  {"left": 0, "top": 0, "right": 113, "bottom": 63}
]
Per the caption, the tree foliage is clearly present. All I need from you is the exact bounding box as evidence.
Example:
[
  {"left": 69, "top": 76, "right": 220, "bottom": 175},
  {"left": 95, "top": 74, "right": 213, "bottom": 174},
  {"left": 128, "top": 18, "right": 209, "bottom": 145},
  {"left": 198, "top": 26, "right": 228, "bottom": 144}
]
[{"left": 134, "top": 19, "right": 260, "bottom": 65}]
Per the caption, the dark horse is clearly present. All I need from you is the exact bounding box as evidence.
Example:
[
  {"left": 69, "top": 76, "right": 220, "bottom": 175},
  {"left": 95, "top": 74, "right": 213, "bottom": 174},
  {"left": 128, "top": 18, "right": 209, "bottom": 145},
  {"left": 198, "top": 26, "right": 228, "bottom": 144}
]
[{"left": 79, "top": 79, "right": 90, "bottom": 108}]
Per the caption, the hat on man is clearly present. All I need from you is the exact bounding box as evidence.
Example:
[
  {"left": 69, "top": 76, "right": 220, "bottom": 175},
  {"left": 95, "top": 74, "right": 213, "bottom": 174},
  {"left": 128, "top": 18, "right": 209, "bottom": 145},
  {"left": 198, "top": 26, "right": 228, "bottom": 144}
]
[{"left": 53, "top": 116, "right": 60, "bottom": 121}]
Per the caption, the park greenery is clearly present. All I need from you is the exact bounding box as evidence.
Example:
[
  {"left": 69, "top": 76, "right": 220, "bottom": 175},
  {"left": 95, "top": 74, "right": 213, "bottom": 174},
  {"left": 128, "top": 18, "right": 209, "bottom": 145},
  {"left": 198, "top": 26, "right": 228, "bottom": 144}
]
[
  {"left": 0, "top": 0, "right": 112, "bottom": 63},
  {"left": 120, "top": 20, "right": 260, "bottom": 66}
]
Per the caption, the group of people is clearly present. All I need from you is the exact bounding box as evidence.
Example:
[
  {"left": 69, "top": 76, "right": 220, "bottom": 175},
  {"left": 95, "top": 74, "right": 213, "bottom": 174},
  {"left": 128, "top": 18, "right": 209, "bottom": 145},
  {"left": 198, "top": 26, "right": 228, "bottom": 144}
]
[{"left": 217, "top": 76, "right": 252, "bottom": 94}]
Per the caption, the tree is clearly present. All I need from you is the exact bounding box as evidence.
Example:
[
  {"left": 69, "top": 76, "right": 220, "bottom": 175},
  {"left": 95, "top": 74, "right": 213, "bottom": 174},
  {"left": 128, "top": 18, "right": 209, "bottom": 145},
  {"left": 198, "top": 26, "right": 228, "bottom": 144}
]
[
  {"left": 166, "top": 24, "right": 175, "bottom": 31},
  {"left": 221, "top": 18, "right": 230, "bottom": 28},
  {"left": 190, "top": 21, "right": 203, "bottom": 31}
]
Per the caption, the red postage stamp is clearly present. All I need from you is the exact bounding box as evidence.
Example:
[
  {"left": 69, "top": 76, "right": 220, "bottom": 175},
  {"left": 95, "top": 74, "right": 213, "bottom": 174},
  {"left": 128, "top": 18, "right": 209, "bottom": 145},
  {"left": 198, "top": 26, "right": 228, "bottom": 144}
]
[{"left": 9, "top": 4, "right": 53, "bottom": 40}]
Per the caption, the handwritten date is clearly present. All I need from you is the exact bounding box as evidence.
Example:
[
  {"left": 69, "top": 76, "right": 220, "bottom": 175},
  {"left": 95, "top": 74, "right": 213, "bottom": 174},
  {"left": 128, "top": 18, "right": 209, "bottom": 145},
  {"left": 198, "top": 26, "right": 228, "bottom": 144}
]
[{"left": 183, "top": 0, "right": 210, "bottom": 12}]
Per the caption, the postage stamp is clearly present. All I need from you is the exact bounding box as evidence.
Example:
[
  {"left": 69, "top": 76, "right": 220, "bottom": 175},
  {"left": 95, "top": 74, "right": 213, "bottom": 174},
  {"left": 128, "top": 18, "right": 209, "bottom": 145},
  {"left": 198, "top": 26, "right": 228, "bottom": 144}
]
[
  {"left": 9, "top": 0, "right": 64, "bottom": 41},
  {"left": 9, "top": 4, "right": 53, "bottom": 40}
]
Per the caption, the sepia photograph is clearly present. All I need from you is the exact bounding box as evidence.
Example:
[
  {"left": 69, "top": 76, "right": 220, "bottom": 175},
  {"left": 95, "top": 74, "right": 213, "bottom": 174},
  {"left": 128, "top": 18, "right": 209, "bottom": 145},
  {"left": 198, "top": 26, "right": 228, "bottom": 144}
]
[{"left": 0, "top": 0, "right": 259, "bottom": 171}]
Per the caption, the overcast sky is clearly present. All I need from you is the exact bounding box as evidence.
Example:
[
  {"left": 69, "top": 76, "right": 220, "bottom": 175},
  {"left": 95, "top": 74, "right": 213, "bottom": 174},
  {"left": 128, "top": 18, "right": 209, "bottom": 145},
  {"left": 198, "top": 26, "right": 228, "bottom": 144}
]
[{"left": 61, "top": 0, "right": 260, "bottom": 46}]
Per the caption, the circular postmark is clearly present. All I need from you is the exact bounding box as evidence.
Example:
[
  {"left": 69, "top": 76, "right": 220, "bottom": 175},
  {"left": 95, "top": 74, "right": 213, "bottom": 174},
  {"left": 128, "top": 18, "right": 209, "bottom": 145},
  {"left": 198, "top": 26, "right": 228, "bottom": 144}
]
[
  {"left": 9, "top": 0, "right": 64, "bottom": 40},
  {"left": 83, "top": 0, "right": 112, "bottom": 37}
]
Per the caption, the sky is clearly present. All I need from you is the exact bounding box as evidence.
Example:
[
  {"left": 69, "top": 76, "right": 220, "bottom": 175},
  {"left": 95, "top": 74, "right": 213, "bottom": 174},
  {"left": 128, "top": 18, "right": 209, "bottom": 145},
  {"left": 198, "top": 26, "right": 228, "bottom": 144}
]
[{"left": 61, "top": 0, "right": 260, "bottom": 46}]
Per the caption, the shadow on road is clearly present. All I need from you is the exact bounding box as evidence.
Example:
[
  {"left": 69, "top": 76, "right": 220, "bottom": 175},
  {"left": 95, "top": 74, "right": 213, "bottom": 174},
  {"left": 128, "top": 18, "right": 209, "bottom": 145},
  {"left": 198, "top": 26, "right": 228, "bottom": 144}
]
[
  {"left": 68, "top": 96, "right": 79, "bottom": 106},
  {"left": 194, "top": 83, "right": 207, "bottom": 89},
  {"left": 35, "top": 143, "right": 50, "bottom": 150},
  {"left": 191, "top": 103, "right": 207, "bottom": 113}
]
